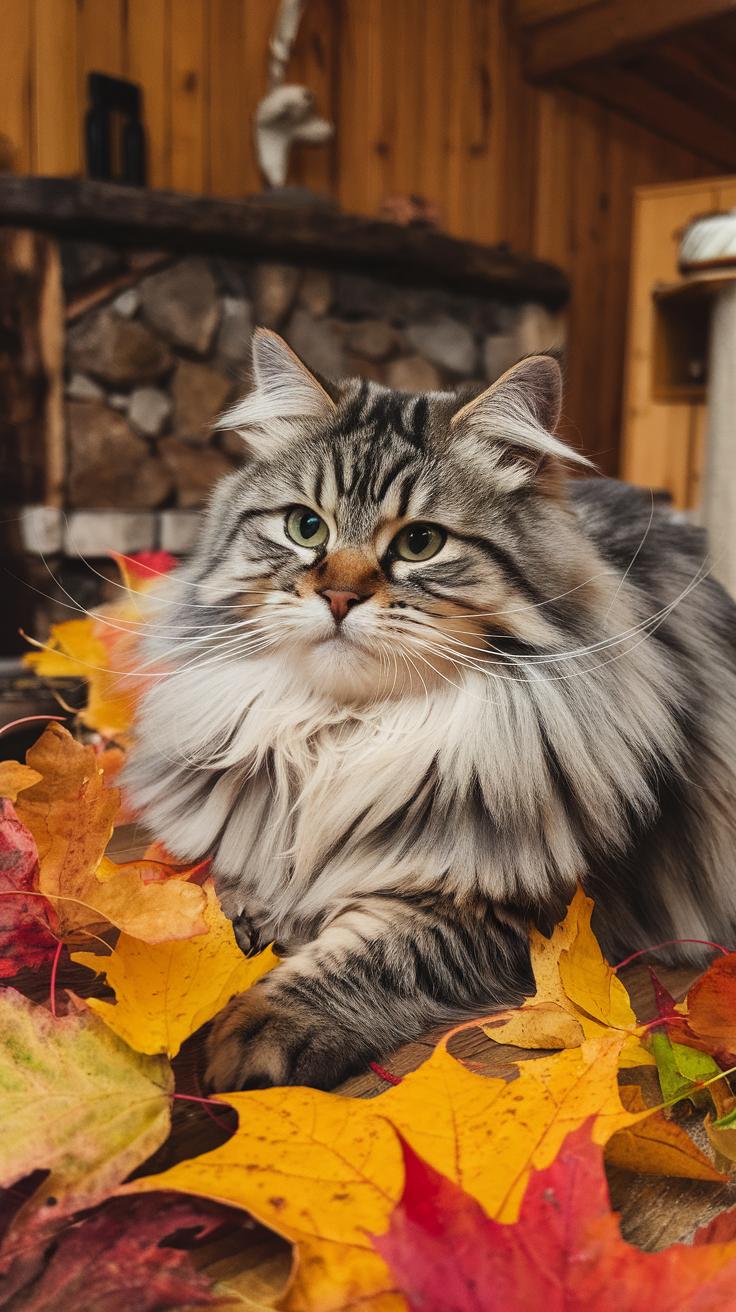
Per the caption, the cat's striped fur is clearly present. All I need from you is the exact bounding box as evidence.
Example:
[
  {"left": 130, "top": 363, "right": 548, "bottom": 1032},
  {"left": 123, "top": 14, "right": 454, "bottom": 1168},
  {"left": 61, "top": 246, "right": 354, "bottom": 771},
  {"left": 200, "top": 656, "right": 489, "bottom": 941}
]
[{"left": 125, "top": 329, "right": 736, "bottom": 1090}]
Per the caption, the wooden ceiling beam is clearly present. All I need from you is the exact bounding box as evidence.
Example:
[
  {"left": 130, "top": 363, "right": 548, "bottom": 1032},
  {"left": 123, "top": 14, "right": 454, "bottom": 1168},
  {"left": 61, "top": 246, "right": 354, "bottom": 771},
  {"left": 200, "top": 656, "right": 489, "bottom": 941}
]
[
  {"left": 643, "top": 44, "right": 736, "bottom": 126},
  {"left": 524, "top": 0, "right": 736, "bottom": 79},
  {"left": 567, "top": 64, "right": 736, "bottom": 171}
]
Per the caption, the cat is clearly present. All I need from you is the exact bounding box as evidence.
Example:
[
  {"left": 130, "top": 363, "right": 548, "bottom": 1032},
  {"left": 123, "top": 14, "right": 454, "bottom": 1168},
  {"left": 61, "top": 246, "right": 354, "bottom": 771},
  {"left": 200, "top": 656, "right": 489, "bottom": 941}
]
[{"left": 124, "top": 327, "right": 736, "bottom": 1092}]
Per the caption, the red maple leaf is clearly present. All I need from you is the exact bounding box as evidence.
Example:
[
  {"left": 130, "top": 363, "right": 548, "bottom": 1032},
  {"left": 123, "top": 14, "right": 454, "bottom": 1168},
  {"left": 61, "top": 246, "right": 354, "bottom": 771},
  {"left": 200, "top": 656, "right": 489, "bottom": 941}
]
[
  {"left": 372, "top": 1125, "right": 736, "bottom": 1311},
  {"left": 649, "top": 960, "right": 736, "bottom": 1069},
  {"left": 0, "top": 1193, "right": 237, "bottom": 1311},
  {"left": 117, "top": 551, "right": 179, "bottom": 580},
  {"left": 0, "top": 799, "right": 59, "bottom": 979}
]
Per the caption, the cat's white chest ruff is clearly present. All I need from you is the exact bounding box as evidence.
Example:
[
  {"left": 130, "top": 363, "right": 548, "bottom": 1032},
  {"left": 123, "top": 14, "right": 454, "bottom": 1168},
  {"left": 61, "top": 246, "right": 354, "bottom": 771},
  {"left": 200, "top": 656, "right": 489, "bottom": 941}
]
[{"left": 211, "top": 683, "right": 451, "bottom": 934}]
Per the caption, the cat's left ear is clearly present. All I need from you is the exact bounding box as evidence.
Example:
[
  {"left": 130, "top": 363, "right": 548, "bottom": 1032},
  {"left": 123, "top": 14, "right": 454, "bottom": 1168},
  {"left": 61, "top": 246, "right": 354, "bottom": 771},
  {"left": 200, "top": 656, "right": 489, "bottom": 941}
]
[
  {"left": 450, "top": 355, "right": 591, "bottom": 488},
  {"left": 216, "top": 328, "right": 336, "bottom": 456}
]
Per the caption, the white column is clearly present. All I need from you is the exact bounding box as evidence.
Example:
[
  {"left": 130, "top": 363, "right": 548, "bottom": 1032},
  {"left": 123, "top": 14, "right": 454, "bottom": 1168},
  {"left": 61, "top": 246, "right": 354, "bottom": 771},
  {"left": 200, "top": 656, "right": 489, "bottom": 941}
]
[{"left": 702, "top": 282, "right": 736, "bottom": 598}]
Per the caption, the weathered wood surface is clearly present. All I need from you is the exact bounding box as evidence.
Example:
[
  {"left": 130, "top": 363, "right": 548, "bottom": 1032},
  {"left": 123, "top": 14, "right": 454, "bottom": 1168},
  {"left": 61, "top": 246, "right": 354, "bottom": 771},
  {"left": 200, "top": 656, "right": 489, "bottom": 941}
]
[{"left": 0, "top": 177, "right": 569, "bottom": 305}]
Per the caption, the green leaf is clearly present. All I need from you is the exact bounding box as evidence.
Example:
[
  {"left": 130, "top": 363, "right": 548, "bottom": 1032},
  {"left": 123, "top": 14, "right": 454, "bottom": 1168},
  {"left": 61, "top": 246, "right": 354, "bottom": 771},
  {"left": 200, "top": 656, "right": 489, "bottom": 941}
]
[{"left": 652, "top": 1030, "right": 723, "bottom": 1110}]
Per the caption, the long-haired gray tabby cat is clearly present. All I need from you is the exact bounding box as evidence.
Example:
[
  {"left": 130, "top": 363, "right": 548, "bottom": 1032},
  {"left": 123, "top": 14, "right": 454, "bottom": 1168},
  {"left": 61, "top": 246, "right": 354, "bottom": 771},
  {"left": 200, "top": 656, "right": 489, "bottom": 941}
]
[{"left": 126, "top": 328, "right": 736, "bottom": 1091}]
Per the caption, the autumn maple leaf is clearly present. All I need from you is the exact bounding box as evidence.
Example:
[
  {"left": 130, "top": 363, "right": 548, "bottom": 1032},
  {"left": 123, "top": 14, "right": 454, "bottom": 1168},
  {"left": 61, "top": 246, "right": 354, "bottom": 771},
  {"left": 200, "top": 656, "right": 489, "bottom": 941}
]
[
  {"left": 484, "top": 887, "right": 651, "bottom": 1068},
  {"left": 126, "top": 1036, "right": 640, "bottom": 1310},
  {"left": 684, "top": 953, "right": 736, "bottom": 1056},
  {"left": 0, "top": 798, "right": 59, "bottom": 979},
  {"left": 113, "top": 550, "right": 179, "bottom": 582},
  {"left": 0, "top": 989, "right": 172, "bottom": 1260},
  {"left": 23, "top": 549, "right": 177, "bottom": 744},
  {"left": 73, "top": 883, "right": 277, "bottom": 1058},
  {"left": 373, "top": 1124, "right": 736, "bottom": 1312},
  {"left": 1, "top": 1193, "right": 231, "bottom": 1312},
  {"left": 14, "top": 723, "right": 206, "bottom": 943}
]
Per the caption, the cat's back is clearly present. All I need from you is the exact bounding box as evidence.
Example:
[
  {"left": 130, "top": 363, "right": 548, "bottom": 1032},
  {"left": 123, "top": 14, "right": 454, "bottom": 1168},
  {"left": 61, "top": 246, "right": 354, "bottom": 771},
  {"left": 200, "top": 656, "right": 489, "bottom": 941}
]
[
  {"left": 569, "top": 475, "right": 736, "bottom": 661},
  {"left": 570, "top": 477, "right": 704, "bottom": 571}
]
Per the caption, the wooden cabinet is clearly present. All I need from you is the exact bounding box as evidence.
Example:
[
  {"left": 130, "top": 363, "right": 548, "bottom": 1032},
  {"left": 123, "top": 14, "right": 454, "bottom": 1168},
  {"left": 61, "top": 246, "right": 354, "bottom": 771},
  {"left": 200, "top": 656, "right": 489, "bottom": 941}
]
[{"left": 621, "top": 175, "right": 736, "bottom": 507}]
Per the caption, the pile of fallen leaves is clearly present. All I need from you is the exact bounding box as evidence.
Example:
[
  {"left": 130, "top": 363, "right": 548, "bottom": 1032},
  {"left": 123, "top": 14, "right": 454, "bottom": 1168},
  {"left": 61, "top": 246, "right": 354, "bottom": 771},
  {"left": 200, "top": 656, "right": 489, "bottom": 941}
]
[{"left": 2, "top": 556, "right": 736, "bottom": 1309}]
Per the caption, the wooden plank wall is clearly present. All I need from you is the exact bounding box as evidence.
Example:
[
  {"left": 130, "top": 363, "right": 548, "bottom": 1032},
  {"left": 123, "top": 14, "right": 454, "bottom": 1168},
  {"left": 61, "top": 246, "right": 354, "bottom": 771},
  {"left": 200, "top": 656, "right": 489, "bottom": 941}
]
[{"left": 0, "top": 0, "right": 718, "bottom": 473}]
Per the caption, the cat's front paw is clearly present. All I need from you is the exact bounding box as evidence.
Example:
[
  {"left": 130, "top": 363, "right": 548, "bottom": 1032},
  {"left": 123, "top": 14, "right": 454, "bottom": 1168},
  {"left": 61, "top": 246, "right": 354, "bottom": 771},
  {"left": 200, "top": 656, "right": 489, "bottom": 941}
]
[{"left": 204, "top": 986, "right": 367, "bottom": 1091}]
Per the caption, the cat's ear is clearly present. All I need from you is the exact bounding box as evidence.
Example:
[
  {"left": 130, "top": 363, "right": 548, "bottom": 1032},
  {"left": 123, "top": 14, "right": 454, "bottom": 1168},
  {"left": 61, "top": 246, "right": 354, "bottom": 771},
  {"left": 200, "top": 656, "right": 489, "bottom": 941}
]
[
  {"left": 216, "top": 328, "right": 336, "bottom": 455},
  {"left": 450, "top": 355, "right": 591, "bottom": 489}
]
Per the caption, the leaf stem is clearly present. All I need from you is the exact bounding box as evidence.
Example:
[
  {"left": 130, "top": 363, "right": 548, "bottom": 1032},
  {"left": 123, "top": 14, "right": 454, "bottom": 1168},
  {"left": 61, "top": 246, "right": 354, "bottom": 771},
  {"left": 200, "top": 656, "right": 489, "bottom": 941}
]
[
  {"left": 613, "top": 938, "right": 731, "bottom": 971},
  {"left": 173, "top": 1091, "right": 227, "bottom": 1109},
  {"left": 0, "top": 713, "right": 65, "bottom": 736},
  {"left": 369, "top": 1061, "right": 402, "bottom": 1086},
  {"left": 49, "top": 938, "right": 63, "bottom": 1018}
]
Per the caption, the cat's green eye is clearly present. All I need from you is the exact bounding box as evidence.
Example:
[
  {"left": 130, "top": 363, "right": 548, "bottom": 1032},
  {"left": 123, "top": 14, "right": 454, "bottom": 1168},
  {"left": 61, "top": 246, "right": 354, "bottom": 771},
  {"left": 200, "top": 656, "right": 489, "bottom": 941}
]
[
  {"left": 392, "top": 522, "right": 447, "bottom": 563},
  {"left": 285, "top": 506, "right": 329, "bottom": 549}
]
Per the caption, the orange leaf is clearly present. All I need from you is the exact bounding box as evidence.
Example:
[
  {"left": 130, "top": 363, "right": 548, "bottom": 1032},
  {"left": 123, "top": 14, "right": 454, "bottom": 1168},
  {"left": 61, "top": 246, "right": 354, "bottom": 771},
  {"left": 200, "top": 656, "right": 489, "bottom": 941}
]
[
  {"left": 607, "top": 1084, "right": 726, "bottom": 1181},
  {"left": 14, "top": 724, "right": 206, "bottom": 943},
  {"left": 0, "top": 761, "right": 42, "bottom": 802},
  {"left": 685, "top": 954, "right": 736, "bottom": 1055}
]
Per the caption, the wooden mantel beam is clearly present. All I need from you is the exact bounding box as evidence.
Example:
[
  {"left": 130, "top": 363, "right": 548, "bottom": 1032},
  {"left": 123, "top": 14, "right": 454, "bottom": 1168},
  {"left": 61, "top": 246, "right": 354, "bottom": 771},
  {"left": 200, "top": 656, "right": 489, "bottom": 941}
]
[
  {"left": 0, "top": 176, "right": 569, "bottom": 307},
  {"left": 523, "top": 0, "right": 736, "bottom": 80}
]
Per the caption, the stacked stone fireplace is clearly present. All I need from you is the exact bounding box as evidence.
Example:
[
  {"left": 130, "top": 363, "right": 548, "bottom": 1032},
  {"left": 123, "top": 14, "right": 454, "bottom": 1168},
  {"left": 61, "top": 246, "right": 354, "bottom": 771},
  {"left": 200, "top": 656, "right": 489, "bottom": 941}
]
[{"left": 0, "top": 176, "right": 568, "bottom": 641}]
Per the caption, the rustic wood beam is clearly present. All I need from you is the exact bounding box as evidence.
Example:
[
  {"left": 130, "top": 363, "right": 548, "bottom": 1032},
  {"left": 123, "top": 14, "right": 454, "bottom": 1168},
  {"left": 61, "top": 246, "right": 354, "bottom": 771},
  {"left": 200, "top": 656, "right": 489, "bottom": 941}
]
[
  {"left": 513, "top": 0, "right": 600, "bottom": 28},
  {"left": 0, "top": 228, "right": 64, "bottom": 652},
  {"left": 0, "top": 176, "right": 569, "bottom": 307},
  {"left": 567, "top": 65, "right": 736, "bottom": 171},
  {"left": 524, "top": 0, "right": 736, "bottom": 79}
]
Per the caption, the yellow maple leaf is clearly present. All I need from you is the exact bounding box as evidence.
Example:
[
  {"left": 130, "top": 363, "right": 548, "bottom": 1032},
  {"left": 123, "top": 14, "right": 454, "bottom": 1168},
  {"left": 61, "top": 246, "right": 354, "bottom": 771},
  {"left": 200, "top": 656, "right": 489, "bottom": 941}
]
[
  {"left": 0, "top": 761, "right": 42, "bottom": 801},
  {"left": 24, "top": 618, "right": 137, "bottom": 742},
  {"left": 14, "top": 723, "right": 206, "bottom": 943},
  {"left": 126, "top": 1034, "right": 640, "bottom": 1311},
  {"left": 23, "top": 553, "right": 172, "bottom": 744},
  {"left": 485, "top": 887, "right": 652, "bottom": 1068},
  {"left": 73, "top": 883, "right": 278, "bottom": 1058}
]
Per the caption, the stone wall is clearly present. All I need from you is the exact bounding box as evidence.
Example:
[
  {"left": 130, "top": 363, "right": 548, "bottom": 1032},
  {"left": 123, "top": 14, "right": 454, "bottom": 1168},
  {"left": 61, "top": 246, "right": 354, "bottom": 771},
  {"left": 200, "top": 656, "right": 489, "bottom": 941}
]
[{"left": 56, "top": 239, "right": 565, "bottom": 549}]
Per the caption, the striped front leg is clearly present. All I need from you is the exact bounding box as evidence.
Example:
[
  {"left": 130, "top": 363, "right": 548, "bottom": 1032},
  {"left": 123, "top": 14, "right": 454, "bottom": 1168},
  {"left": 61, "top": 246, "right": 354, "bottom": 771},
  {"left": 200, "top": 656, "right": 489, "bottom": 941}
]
[{"left": 205, "top": 891, "right": 533, "bottom": 1091}]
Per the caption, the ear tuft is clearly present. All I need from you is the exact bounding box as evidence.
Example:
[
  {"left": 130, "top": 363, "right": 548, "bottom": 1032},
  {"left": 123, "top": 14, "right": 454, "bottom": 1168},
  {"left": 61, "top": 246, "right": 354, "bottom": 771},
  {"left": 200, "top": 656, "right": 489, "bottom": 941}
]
[
  {"left": 216, "top": 328, "right": 335, "bottom": 453},
  {"left": 451, "top": 355, "right": 591, "bottom": 487}
]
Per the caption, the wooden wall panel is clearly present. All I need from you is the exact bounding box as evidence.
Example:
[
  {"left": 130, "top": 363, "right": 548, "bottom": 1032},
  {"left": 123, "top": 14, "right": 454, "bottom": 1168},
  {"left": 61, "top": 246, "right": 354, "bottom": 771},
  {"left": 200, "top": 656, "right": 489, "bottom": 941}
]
[
  {"left": 77, "top": 0, "right": 125, "bottom": 89},
  {"left": 0, "top": 0, "right": 724, "bottom": 472},
  {"left": 445, "top": 0, "right": 495, "bottom": 241},
  {"left": 413, "top": 1, "right": 453, "bottom": 211},
  {"left": 0, "top": 1, "right": 33, "bottom": 172},
  {"left": 527, "top": 87, "right": 714, "bottom": 472},
  {"left": 32, "top": 0, "right": 80, "bottom": 175},
  {"left": 125, "top": 0, "right": 171, "bottom": 189},
  {"left": 288, "top": 0, "right": 340, "bottom": 193},
  {"left": 169, "top": 0, "right": 208, "bottom": 194},
  {"left": 207, "top": 0, "right": 248, "bottom": 196},
  {"left": 335, "top": 0, "right": 389, "bottom": 217}
]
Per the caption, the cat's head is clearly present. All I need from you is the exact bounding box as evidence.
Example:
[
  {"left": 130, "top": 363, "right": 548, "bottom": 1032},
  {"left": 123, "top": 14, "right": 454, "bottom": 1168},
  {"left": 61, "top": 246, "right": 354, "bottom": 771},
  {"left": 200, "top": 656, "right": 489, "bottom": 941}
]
[{"left": 176, "top": 328, "right": 595, "bottom": 704}]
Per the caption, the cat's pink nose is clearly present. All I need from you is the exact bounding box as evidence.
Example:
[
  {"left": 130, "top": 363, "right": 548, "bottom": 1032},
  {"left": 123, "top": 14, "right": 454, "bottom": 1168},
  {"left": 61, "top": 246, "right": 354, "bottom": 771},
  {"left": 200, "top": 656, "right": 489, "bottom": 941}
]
[{"left": 320, "top": 589, "right": 362, "bottom": 622}]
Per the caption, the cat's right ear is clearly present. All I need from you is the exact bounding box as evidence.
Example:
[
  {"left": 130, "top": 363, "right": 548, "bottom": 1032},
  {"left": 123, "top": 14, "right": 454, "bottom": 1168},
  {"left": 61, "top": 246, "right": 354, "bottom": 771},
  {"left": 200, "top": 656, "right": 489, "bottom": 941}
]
[
  {"left": 216, "top": 328, "right": 336, "bottom": 456},
  {"left": 449, "top": 355, "right": 591, "bottom": 492}
]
